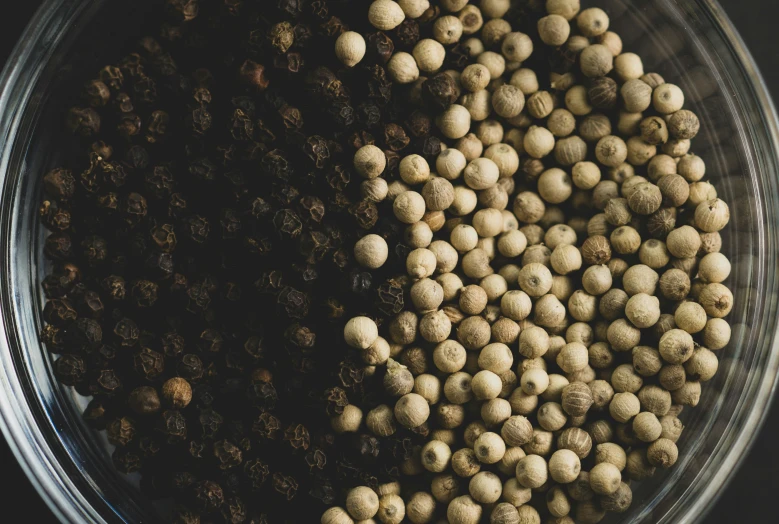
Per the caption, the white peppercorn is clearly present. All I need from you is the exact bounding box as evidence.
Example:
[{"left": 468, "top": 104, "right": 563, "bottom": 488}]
[
  {"left": 580, "top": 44, "right": 614, "bottom": 78},
  {"left": 666, "top": 225, "right": 701, "bottom": 259},
  {"left": 650, "top": 79, "right": 685, "bottom": 113},
  {"left": 377, "top": 493, "right": 406, "bottom": 524},
  {"left": 549, "top": 449, "right": 582, "bottom": 484},
  {"left": 695, "top": 198, "right": 730, "bottom": 233},
  {"left": 346, "top": 486, "right": 380, "bottom": 521},
  {"left": 438, "top": 104, "right": 472, "bottom": 139},
  {"left": 354, "top": 234, "right": 389, "bottom": 269},
  {"left": 647, "top": 438, "right": 678, "bottom": 468},
  {"left": 433, "top": 14, "right": 464, "bottom": 45},
  {"left": 703, "top": 318, "right": 731, "bottom": 350},
  {"left": 321, "top": 507, "right": 354, "bottom": 524},
  {"left": 395, "top": 393, "right": 431, "bottom": 428},
  {"left": 405, "top": 492, "right": 436, "bottom": 524},
  {"left": 482, "top": 398, "right": 512, "bottom": 427},
  {"left": 677, "top": 153, "right": 707, "bottom": 183},
  {"left": 414, "top": 39, "right": 446, "bottom": 73},
  {"left": 332, "top": 404, "right": 363, "bottom": 433},
  {"left": 447, "top": 495, "right": 482, "bottom": 524},
  {"left": 538, "top": 15, "right": 571, "bottom": 46},
  {"left": 515, "top": 454, "right": 548, "bottom": 489},
  {"left": 565, "top": 85, "right": 593, "bottom": 116},
  {"left": 524, "top": 126, "right": 556, "bottom": 158},
  {"left": 421, "top": 439, "right": 452, "bottom": 473},
  {"left": 431, "top": 474, "right": 460, "bottom": 504},
  {"left": 474, "top": 431, "right": 506, "bottom": 464},
  {"left": 388, "top": 51, "right": 420, "bottom": 84}
]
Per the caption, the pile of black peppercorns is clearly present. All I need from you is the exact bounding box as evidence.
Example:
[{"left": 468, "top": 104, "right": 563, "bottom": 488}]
[{"left": 38, "top": 0, "right": 445, "bottom": 521}]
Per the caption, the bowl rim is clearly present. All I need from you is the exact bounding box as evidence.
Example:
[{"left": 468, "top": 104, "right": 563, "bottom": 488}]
[{"left": 0, "top": 0, "right": 778, "bottom": 523}]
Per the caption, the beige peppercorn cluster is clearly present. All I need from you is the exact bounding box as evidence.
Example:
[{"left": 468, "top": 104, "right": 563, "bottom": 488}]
[{"left": 326, "top": 1, "right": 735, "bottom": 523}]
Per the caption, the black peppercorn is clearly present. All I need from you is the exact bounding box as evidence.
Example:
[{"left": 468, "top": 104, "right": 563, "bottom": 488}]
[
  {"left": 366, "top": 32, "right": 395, "bottom": 64},
  {"left": 422, "top": 73, "right": 459, "bottom": 112},
  {"left": 67, "top": 107, "right": 101, "bottom": 136}
]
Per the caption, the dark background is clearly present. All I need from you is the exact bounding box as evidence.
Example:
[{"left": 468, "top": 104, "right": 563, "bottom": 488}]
[{"left": 0, "top": 1, "right": 776, "bottom": 522}]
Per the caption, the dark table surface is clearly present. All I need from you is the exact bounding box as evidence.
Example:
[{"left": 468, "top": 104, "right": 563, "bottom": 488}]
[{"left": 1, "top": 1, "right": 777, "bottom": 522}]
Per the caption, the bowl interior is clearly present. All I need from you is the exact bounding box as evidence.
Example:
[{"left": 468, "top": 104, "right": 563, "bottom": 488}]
[{"left": 1, "top": 0, "right": 778, "bottom": 523}]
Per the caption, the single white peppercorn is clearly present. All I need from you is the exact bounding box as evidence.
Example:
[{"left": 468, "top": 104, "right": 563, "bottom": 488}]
[
  {"left": 565, "top": 85, "right": 593, "bottom": 116},
  {"left": 405, "top": 491, "right": 436, "bottom": 524},
  {"left": 557, "top": 342, "right": 589, "bottom": 373},
  {"left": 377, "top": 493, "right": 406, "bottom": 524},
  {"left": 321, "top": 507, "right": 354, "bottom": 524},
  {"left": 491, "top": 502, "right": 520, "bottom": 524},
  {"left": 394, "top": 191, "right": 427, "bottom": 224},
  {"left": 421, "top": 439, "right": 453, "bottom": 473},
  {"left": 432, "top": 474, "right": 460, "bottom": 504},
  {"left": 580, "top": 44, "right": 614, "bottom": 78},
  {"left": 473, "top": 431, "right": 506, "bottom": 464},
  {"left": 397, "top": 0, "right": 430, "bottom": 18},
  {"left": 698, "top": 282, "right": 734, "bottom": 318},
  {"left": 399, "top": 154, "right": 431, "bottom": 186},
  {"left": 521, "top": 368, "right": 550, "bottom": 396},
  {"left": 492, "top": 85, "right": 526, "bottom": 119},
  {"left": 447, "top": 495, "right": 482, "bottom": 524},
  {"left": 679, "top": 153, "right": 707, "bottom": 182},
  {"left": 331, "top": 404, "right": 363, "bottom": 433},
  {"left": 549, "top": 449, "right": 582, "bottom": 483},
  {"left": 596, "top": 135, "right": 628, "bottom": 167},
  {"left": 538, "top": 168, "right": 573, "bottom": 204},
  {"left": 406, "top": 248, "right": 437, "bottom": 278},
  {"left": 695, "top": 198, "right": 730, "bottom": 232},
  {"left": 653, "top": 83, "right": 685, "bottom": 114},
  {"left": 589, "top": 462, "right": 621, "bottom": 495},
  {"left": 538, "top": 15, "right": 571, "bottom": 46},
  {"left": 367, "top": 404, "right": 397, "bottom": 437},
  {"left": 524, "top": 126, "right": 556, "bottom": 158},
  {"left": 469, "top": 470, "right": 503, "bottom": 504},
  {"left": 347, "top": 486, "right": 380, "bottom": 520},
  {"left": 578, "top": 7, "right": 610, "bottom": 37},
  {"left": 395, "top": 393, "right": 430, "bottom": 428},
  {"left": 361, "top": 178, "right": 389, "bottom": 203},
  {"left": 451, "top": 186, "right": 479, "bottom": 215},
  {"left": 405, "top": 222, "right": 434, "bottom": 249},
  {"left": 472, "top": 369, "right": 503, "bottom": 401},
  {"left": 703, "top": 318, "right": 731, "bottom": 350},
  {"left": 388, "top": 51, "right": 420, "bottom": 84},
  {"left": 363, "top": 336, "right": 391, "bottom": 367},
  {"left": 354, "top": 145, "right": 387, "bottom": 179},
  {"left": 516, "top": 454, "right": 548, "bottom": 488},
  {"left": 647, "top": 438, "right": 679, "bottom": 468},
  {"left": 335, "top": 31, "right": 367, "bottom": 68},
  {"left": 413, "top": 39, "right": 446, "bottom": 73},
  {"left": 624, "top": 293, "right": 661, "bottom": 329},
  {"left": 451, "top": 447, "right": 481, "bottom": 478},
  {"left": 518, "top": 263, "right": 554, "bottom": 297},
  {"left": 551, "top": 244, "right": 582, "bottom": 275},
  {"left": 354, "top": 234, "right": 389, "bottom": 269},
  {"left": 439, "top": 105, "right": 476, "bottom": 142},
  {"left": 368, "top": 0, "right": 406, "bottom": 30},
  {"left": 344, "top": 316, "right": 379, "bottom": 349},
  {"left": 433, "top": 15, "right": 464, "bottom": 45},
  {"left": 437, "top": 148, "right": 467, "bottom": 181}
]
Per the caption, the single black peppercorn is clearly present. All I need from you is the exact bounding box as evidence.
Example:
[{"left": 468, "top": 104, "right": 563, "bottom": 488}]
[{"left": 422, "top": 72, "right": 459, "bottom": 112}]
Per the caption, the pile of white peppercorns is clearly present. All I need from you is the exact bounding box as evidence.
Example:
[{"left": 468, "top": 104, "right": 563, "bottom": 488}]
[{"left": 327, "top": 1, "right": 734, "bottom": 523}]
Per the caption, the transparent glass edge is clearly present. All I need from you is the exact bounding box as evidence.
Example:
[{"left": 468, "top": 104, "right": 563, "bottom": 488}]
[
  {"left": 0, "top": 1, "right": 104, "bottom": 523},
  {"left": 676, "top": 2, "right": 779, "bottom": 521}
]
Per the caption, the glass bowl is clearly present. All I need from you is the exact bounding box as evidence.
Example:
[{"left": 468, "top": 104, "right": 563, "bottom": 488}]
[{"left": 1, "top": 0, "right": 778, "bottom": 523}]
